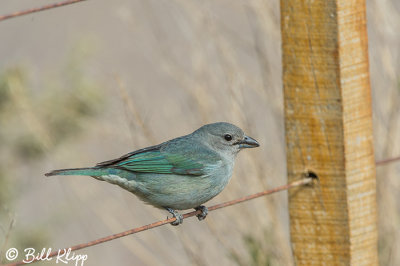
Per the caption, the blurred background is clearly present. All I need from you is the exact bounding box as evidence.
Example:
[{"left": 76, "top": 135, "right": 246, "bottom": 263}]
[{"left": 0, "top": 0, "right": 399, "bottom": 265}]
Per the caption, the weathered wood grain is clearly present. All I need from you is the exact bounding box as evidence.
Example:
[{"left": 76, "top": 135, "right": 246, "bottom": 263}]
[{"left": 281, "top": 0, "right": 378, "bottom": 264}]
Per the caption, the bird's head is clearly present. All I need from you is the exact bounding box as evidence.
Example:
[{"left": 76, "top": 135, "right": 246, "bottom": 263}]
[{"left": 194, "top": 122, "right": 259, "bottom": 156}]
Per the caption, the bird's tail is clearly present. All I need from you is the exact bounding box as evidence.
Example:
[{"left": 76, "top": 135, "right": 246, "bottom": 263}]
[{"left": 45, "top": 167, "right": 105, "bottom": 177}]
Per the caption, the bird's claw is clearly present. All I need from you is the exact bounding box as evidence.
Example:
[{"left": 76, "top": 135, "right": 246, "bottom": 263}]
[
  {"left": 195, "top": 205, "right": 208, "bottom": 221},
  {"left": 165, "top": 207, "right": 183, "bottom": 226}
]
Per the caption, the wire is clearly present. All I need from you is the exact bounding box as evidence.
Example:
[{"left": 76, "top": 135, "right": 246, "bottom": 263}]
[
  {"left": 3, "top": 178, "right": 312, "bottom": 266},
  {"left": 376, "top": 155, "right": 400, "bottom": 166},
  {"left": 0, "top": 0, "right": 87, "bottom": 22},
  {"left": 3, "top": 153, "right": 400, "bottom": 266}
]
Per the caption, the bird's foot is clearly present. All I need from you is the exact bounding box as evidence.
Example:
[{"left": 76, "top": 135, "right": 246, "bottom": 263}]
[
  {"left": 165, "top": 207, "right": 183, "bottom": 226},
  {"left": 195, "top": 205, "right": 208, "bottom": 221}
]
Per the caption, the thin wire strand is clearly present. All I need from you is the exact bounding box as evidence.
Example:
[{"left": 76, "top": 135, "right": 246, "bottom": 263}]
[
  {"left": 376, "top": 155, "right": 400, "bottom": 166},
  {"left": 3, "top": 154, "right": 399, "bottom": 266},
  {"left": 0, "top": 0, "right": 87, "bottom": 22},
  {"left": 4, "top": 178, "right": 312, "bottom": 266}
]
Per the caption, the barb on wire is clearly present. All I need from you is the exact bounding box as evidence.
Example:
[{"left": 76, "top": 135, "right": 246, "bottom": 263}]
[
  {"left": 4, "top": 178, "right": 312, "bottom": 266},
  {"left": 376, "top": 155, "right": 400, "bottom": 166},
  {"left": 0, "top": 0, "right": 87, "bottom": 22}
]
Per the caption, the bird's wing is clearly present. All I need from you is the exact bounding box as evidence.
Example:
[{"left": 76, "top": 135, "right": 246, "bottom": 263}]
[
  {"left": 96, "top": 144, "right": 162, "bottom": 167},
  {"left": 96, "top": 140, "right": 221, "bottom": 176}
]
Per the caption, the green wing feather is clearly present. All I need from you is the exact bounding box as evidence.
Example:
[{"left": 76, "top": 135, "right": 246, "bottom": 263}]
[
  {"left": 115, "top": 151, "right": 203, "bottom": 175},
  {"left": 96, "top": 141, "right": 219, "bottom": 176}
]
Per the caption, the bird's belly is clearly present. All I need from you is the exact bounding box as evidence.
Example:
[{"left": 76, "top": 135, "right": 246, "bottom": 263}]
[{"left": 128, "top": 172, "right": 232, "bottom": 210}]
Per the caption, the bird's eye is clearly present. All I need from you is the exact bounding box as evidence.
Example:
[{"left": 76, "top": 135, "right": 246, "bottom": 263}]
[{"left": 224, "top": 134, "right": 232, "bottom": 141}]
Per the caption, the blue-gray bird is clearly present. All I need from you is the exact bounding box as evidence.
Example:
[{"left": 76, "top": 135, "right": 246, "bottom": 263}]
[{"left": 45, "top": 122, "right": 259, "bottom": 225}]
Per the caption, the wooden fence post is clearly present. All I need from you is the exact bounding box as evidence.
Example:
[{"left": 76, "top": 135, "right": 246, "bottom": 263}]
[{"left": 281, "top": 0, "right": 378, "bottom": 264}]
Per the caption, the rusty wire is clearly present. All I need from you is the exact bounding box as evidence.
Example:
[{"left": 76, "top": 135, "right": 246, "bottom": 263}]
[
  {"left": 3, "top": 178, "right": 312, "bottom": 266},
  {"left": 0, "top": 0, "right": 87, "bottom": 22},
  {"left": 376, "top": 156, "right": 400, "bottom": 166},
  {"left": 2, "top": 154, "right": 400, "bottom": 266}
]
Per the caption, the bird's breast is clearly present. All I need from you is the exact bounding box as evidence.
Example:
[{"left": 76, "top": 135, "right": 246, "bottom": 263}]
[{"left": 203, "top": 158, "right": 234, "bottom": 192}]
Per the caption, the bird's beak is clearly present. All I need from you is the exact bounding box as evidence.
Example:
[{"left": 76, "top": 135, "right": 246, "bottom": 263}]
[{"left": 237, "top": 135, "right": 259, "bottom": 149}]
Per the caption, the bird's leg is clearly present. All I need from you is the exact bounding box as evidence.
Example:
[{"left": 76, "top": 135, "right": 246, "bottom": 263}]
[
  {"left": 165, "top": 207, "right": 183, "bottom": 226},
  {"left": 195, "top": 205, "right": 208, "bottom": 221}
]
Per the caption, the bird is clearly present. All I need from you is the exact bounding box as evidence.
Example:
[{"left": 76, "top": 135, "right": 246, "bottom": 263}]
[{"left": 45, "top": 122, "right": 259, "bottom": 225}]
